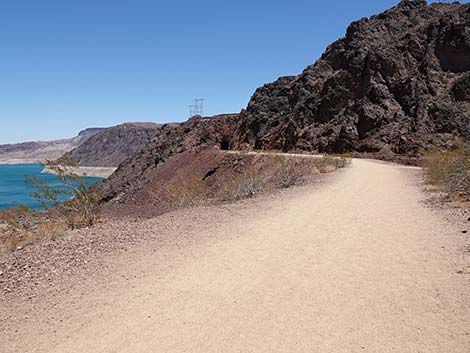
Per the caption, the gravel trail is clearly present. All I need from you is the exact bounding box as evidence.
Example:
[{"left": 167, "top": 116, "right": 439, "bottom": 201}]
[{"left": 2, "top": 159, "right": 470, "bottom": 352}]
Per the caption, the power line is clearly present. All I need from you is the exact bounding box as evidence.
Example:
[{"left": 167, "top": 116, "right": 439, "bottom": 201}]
[{"left": 189, "top": 98, "right": 204, "bottom": 118}]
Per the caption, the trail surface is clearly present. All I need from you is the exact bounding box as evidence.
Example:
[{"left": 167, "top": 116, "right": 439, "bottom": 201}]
[{"left": 3, "top": 159, "right": 470, "bottom": 352}]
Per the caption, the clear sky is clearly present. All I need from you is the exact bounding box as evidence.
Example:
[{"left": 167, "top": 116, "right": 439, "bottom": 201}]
[{"left": 0, "top": 0, "right": 447, "bottom": 143}]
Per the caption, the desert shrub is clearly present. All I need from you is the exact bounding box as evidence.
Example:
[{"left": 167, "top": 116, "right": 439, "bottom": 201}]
[
  {"left": 25, "top": 157, "right": 102, "bottom": 228},
  {"left": 0, "top": 157, "right": 101, "bottom": 252},
  {"left": 165, "top": 169, "right": 206, "bottom": 207},
  {"left": 166, "top": 153, "right": 349, "bottom": 209},
  {"left": 274, "top": 156, "right": 303, "bottom": 188},
  {"left": 336, "top": 153, "right": 353, "bottom": 168},
  {"left": 0, "top": 207, "right": 28, "bottom": 252},
  {"left": 0, "top": 214, "right": 66, "bottom": 253},
  {"left": 0, "top": 229, "right": 20, "bottom": 253},
  {"left": 422, "top": 145, "right": 470, "bottom": 198},
  {"left": 0, "top": 207, "right": 37, "bottom": 252},
  {"left": 220, "top": 172, "right": 266, "bottom": 200},
  {"left": 272, "top": 156, "right": 319, "bottom": 188},
  {"left": 319, "top": 154, "right": 351, "bottom": 172},
  {"left": 34, "top": 220, "right": 67, "bottom": 241},
  {"left": 2, "top": 204, "right": 38, "bottom": 230}
]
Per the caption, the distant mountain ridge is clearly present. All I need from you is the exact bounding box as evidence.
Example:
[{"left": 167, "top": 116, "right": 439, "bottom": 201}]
[
  {"left": 0, "top": 121, "right": 163, "bottom": 170},
  {"left": 63, "top": 122, "right": 162, "bottom": 167},
  {"left": 0, "top": 128, "right": 103, "bottom": 164},
  {"left": 99, "top": 114, "right": 239, "bottom": 201}
]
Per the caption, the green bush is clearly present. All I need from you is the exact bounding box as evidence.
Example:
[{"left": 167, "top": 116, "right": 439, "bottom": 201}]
[{"left": 25, "top": 157, "right": 102, "bottom": 228}]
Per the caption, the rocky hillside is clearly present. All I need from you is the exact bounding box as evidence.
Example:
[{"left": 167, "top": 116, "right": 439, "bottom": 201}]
[
  {"left": 63, "top": 123, "right": 162, "bottom": 167},
  {"left": 0, "top": 128, "right": 103, "bottom": 164},
  {"left": 99, "top": 114, "right": 239, "bottom": 201},
  {"left": 233, "top": 0, "right": 470, "bottom": 161},
  {"left": 98, "top": 0, "right": 470, "bottom": 204},
  {"left": 102, "top": 148, "right": 269, "bottom": 218}
]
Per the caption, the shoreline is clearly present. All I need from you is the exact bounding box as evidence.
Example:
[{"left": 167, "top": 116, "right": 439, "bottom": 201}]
[
  {"left": 0, "top": 161, "right": 116, "bottom": 178},
  {"left": 42, "top": 165, "right": 116, "bottom": 178},
  {"left": 0, "top": 159, "right": 45, "bottom": 165}
]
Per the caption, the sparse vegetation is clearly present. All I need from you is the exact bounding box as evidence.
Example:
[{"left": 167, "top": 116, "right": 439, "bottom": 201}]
[
  {"left": 221, "top": 172, "right": 267, "bottom": 200},
  {"left": 421, "top": 145, "right": 470, "bottom": 199},
  {"left": 0, "top": 152, "right": 350, "bottom": 253},
  {"left": 0, "top": 157, "right": 101, "bottom": 253},
  {"left": 165, "top": 168, "right": 206, "bottom": 207},
  {"left": 273, "top": 156, "right": 319, "bottom": 188},
  {"left": 26, "top": 157, "right": 102, "bottom": 228},
  {"left": 0, "top": 225, "right": 20, "bottom": 253},
  {"left": 166, "top": 153, "right": 350, "bottom": 207},
  {"left": 319, "top": 154, "right": 352, "bottom": 172},
  {"left": 0, "top": 208, "right": 67, "bottom": 253}
]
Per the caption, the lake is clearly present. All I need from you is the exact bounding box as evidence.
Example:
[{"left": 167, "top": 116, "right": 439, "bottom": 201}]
[{"left": 0, "top": 164, "right": 102, "bottom": 210}]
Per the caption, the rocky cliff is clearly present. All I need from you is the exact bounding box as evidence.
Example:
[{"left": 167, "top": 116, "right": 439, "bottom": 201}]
[
  {"left": 234, "top": 0, "right": 470, "bottom": 161},
  {"left": 63, "top": 122, "right": 162, "bottom": 168}
]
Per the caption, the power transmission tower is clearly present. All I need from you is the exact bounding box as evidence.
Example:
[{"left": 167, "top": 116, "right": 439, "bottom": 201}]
[{"left": 189, "top": 98, "right": 204, "bottom": 118}]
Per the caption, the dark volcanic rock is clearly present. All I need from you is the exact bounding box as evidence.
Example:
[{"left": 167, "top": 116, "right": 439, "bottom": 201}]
[
  {"left": 452, "top": 73, "right": 470, "bottom": 101},
  {"left": 99, "top": 114, "right": 239, "bottom": 201},
  {"left": 64, "top": 122, "right": 162, "bottom": 167},
  {"left": 234, "top": 0, "right": 470, "bottom": 161}
]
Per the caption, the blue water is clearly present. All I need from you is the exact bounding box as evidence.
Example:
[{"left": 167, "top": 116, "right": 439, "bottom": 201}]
[{"left": 0, "top": 164, "right": 102, "bottom": 210}]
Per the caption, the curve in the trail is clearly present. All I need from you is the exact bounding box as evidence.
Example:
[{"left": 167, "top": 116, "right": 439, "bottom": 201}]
[{"left": 6, "top": 159, "right": 470, "bottom": 353}]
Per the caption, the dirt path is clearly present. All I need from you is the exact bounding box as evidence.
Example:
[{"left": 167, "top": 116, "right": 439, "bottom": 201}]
[{"left": 2, "top": 159, "right": 470, "bottom": 352}]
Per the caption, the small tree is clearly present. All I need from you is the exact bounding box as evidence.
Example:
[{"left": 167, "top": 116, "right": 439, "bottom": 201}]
[{"left": 25, "top": 156, "right": 102, "bottom": 228}]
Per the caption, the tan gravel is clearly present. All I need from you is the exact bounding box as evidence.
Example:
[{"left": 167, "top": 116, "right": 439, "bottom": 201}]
[
  {"left": 1, "top": 159, "right": 470, "bottom": 353},
  {"left": 42, "top": 165, "right": 116, "bottom": 178}
]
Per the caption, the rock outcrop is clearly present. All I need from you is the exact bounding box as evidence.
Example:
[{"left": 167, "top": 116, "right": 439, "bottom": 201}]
[
  {"left": 234, "top": 0, "right": 470, "bottom": 161},
  {"left": 99, "top": 114, "right": 239, "bottom": 201},
  {"left": 96, "top": 1, "right": 470, "bottom": 204},
  {"left": 63, "top": 122, "right": 162, "bottom": 168}
]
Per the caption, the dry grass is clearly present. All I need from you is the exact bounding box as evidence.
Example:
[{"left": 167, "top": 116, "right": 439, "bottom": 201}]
[
  {"left": 164, "top": 153, "right": 351, "bottom": 208},
  {"left": 273, "top": 156, "right": 320, "bottom": 188},
  {"left": 421, "top": 146, "right": 470, "bottom": 199},
  {"left": 220, "top": 172, "right": 267, "bottom": 201},
  {"left": 0, "top": 227, "right": 20, "bottom": 253},
  {"left": 0, "top": 207, "right": 68, "bottom": 253},
  {"left": 165, "top": 169, "right": 206, "bottom": 207},
  {"left": 35, "top": 220, "right": 68, "bottom": 241},
  {"left": 218, "top": 154, "right": 350, "bottom": 201},
  {"left": 319, "top": 154, "right": 352, "bottom": 171},
  {"left": 0, "top": 218, "right": 67, "bottom": 254}
]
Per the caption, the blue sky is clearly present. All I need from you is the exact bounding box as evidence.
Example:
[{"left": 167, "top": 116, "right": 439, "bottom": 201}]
[{"left": 0, "top": 0, "right": 446, "bottom": 143}]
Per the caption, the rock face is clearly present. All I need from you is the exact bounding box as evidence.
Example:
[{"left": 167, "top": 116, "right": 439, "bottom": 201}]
[
  {"left": 63, "top": 123, "right": 162, "bottom": 167},
  {"left": 99, "top": 114, "right": 239, "bottom": 201},
  {"left": 0, "top": 128, "right": 103, "bottom": 164},
  {"left": 234, "top": 0, "right": 470, "bottom": 161}
]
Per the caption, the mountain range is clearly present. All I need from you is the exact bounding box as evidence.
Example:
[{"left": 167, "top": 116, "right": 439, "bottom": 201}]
[
  {"left": 1, "top": 0, "right": 468, "bottom": 188},
  {"left": 0, "top": 128, "right": 103, "bottom": 164}
]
